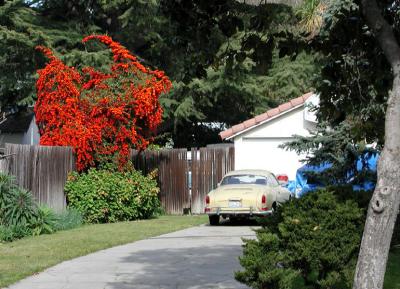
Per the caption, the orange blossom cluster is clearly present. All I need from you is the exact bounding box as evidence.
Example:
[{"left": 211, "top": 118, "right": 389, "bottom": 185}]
[{"left": 35, "top": 35, "right": 171, "bottom": 171}]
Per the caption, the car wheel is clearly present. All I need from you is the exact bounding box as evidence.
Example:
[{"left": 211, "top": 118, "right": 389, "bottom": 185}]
[{"left": 209, "top": 215, "right": 220, "bottom": 225}]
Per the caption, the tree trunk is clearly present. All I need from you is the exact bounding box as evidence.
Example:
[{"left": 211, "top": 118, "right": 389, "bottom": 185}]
[{"left": 353, "top": 1, "right": 400, "bottom": 289}]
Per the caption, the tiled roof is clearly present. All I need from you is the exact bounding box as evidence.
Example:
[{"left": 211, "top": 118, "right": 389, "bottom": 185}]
[{"left": 219, "top": 92, "right": 313, "bottom": 140}]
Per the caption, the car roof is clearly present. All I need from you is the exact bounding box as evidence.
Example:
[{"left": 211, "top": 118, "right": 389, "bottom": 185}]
[{"left": 224, "top": 169, "right": 273, "bottom": 177}]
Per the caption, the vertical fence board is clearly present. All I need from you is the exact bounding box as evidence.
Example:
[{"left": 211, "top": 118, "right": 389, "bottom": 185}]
[
  {"left": 131, "top": 149, "right": 189, "bottom": 215},
  {"left": 190, "top": 146, "right": 235, "bottom": 214}
]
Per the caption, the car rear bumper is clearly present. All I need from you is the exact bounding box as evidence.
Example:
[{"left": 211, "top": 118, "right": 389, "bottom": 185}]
[{"left": 205, "top": 207, "right": 273, "bottom": 216}]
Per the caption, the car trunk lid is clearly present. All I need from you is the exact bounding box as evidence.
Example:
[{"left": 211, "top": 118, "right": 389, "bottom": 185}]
[{"left": 212, "top": 186, "right": 262, "bottom": 209}]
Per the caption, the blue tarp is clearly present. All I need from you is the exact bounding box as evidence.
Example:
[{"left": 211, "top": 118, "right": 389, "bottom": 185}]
[{"left": 289, "top": 154, "right": 378, "bottom": 197}]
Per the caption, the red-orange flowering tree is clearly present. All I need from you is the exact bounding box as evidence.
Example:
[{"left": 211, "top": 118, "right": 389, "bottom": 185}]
[{"left": 35, "top": 35, "right": 171, "bottom": 171}]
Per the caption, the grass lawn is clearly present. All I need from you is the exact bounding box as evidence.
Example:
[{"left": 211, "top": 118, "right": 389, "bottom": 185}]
[
  {"left": 0, "top": 215, "right": 207, "bottom": 288},
  {"left": 385, "top": 248, "right": 400, "bottom": 289}
]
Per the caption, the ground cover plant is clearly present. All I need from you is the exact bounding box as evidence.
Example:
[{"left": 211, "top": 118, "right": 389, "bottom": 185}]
[{"left": 0, "top": 215, "right": 207, "bottom": 287}]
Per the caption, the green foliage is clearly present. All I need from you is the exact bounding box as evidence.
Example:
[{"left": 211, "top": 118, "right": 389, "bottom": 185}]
[
  {"left": 0, "top": 224, "right": 32, "bottom": 242},
  {"left": 0, "top": 173, "right": 15, "bottom": 215},
  {"left": 315, "top": 0, "right": 389, "bottom": 146},
  {"left": 0, "top": 0, "right": 108, "bottom": 108},
  {"left": 30, "top": 206, "right": 58, "bottom": 236},
  {"left": 0, "top": 174, "right": 37, "bottom": 227},
  {"left": 53, "top": 208, "right": 83, "bottom": 231},
  {"left": 0, "top": 0, "right": 321, "bottom": 148},
  {"left": 257, "top": 51, "right": 321, "bottom": 114},
  {"left": 284, "top": 0, "right": 391, "bottom": 185},
  {"left": 0, "top": 173, "right": 83, "bottom": 242},
  {"left": 0, "top": 173, "right": 37, "bottom": 241},
  {"left": 236, "top": 189, "right": 365, "bottom": 289},
  {"left": 159, "top": 2, "right": 321, "bottom": 147},
  {"left": 282, "top": 122, "right": 378, "bottom": 186},
  {"left": 65, "top": 168, "right": 161, "bottom": 223}
]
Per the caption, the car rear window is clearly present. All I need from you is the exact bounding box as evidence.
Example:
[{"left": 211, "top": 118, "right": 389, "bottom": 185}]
[{"left": 220, "top": 175, "right": 269, "bottom": 186}]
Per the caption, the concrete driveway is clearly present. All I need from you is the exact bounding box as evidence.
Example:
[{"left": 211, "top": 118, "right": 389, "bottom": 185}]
[{"left": 8, "top": 222, "right": 258, "bottom": 289}]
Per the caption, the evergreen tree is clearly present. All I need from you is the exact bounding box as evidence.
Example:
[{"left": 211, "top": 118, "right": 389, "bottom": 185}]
[
  {"left": 0, "top": 0, "right": 107, "bottom": 109},
  {"left": 0, "top": 0, "right": 321, "bottom": 149}
]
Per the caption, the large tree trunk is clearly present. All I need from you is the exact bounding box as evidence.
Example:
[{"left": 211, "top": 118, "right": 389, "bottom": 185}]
[{"left": 353, "top": 1, "right": 400, "bottom": 289}]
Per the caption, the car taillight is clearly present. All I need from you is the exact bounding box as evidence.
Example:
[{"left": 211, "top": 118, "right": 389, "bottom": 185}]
[
  {"left": 277, "top": 174, "right": 289, "bottom": 182},
  {"left": 261, "top": 195, "right": 268, "bottom": 211},
  {"left": 206, "top": 195, "right": 210, "bottom": 205}
]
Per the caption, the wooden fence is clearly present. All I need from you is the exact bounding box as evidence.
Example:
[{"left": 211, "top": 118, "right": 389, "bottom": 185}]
[
  {"left": 131, "top": 149, "right": 189, "bottom": 215},
  {"left": 0, "top": 143, "right": 233, "bottom": 214},
  {"left": 131, "top": 146, "right": 235, "bottom": 214},
  {"left": 0, "top": 143, "right": 75, "bottom": 212},
  {"left": 191, "top": 147, "right": 235, "bottom": 214}
]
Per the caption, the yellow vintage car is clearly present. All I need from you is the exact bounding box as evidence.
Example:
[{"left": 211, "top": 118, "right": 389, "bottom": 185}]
[{"left": 205, "top": 169, "right": 291, "bottom": 225}]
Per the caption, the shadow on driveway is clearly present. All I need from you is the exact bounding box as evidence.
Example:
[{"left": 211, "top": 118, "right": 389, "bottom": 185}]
[{"left": 106, "top": 245, "right": 249, "bottom": 289}]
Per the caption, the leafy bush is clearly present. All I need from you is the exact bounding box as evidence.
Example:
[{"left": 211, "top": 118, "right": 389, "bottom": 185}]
[
  {"left": 0, "top": 173, "right": 37, "bottom": 242},
  {"left": 65, "top": 167, "right": 161, "bottom": 223},
  {"left": 2, "top": 189, "right": 38, "bottom": 227},
  {"left": 0, "top": 173, "right": 84, "bottom": 242},
  {"left": 54, "top": 208, "right": 83, "bottom": 231},
  {"left": 0, "top": 173, "right": 37, "bottom": 228},
  {"left": 0, "top": 224, "right": 32, "bottom": 242},
  {"left": 31, "top": 206, "right": 58, "bottom": 236},
  {"left": 235, "top": 189, "right": 365, "bottom": 289},
  {"left": 327, "top": 185, "right": 399, "bottom": 249}
]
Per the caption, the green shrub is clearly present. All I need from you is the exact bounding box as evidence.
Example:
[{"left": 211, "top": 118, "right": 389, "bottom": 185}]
[
  {"left": 65, "top": 167, "right": 161, "bottom": 223},
  {"left": 0, "top": 224, "right": 32, "bottom": 242},
  {"left": 0, "top": 173, "right": 37, "bottom": 227},
  {"left": 0, "top": 173, "right": 84, "bottom": 242},
  {"left": 31, "top": 206, "right": 58, "bottom": 236},
  {"left": 0, "top": 173, "right": 14, "bottom": 212},
  {"left": 54, "top": 208, "right": 83, "bottom": 231},
  {"left": 327, "top": 185, "right": 399, "bottom": 249},
  {"left": 235, "top": 189, "right": 365, "bottom": 289},
  {"left": 2, "top": 188, "right": 37, "bottom": 227}
]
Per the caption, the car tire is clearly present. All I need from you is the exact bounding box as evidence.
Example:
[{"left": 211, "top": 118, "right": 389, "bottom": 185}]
[{"left": 209, "top": 215, "right": 220, "bottom": 226}]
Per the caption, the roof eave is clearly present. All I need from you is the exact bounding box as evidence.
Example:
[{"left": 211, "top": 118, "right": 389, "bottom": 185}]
[{"left": 222, "top": 104, "right": 304, "bottom": 140}]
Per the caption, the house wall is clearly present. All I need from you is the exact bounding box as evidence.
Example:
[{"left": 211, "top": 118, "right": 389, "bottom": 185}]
[
  {"left": 0, "top": 118, "right": 40, "bottom": 148},
  {"left": 234, "top": 106, "right": 315, "bottom": 180},
  {"left": 0, "top": 134, "right": 24, "bottom": 148},
  {"left": 22, "top": 117, "right": 40, "bottom": 145}
]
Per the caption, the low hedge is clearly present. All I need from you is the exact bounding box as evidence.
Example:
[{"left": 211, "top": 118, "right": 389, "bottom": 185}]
[
  {"left": 235, "top": 189, "right": 365, "bottom": 289},
  {"left": 65, "top": 168, "right": 161, "bottom": 223}
]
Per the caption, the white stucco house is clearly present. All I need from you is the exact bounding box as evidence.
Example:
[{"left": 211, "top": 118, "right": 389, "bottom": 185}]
[
  {"left": 0, "top": 108, "right": 40, "bottom": 149},
  {"left": 219, "top": 92, "right": 319, "bottom": 180}
]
